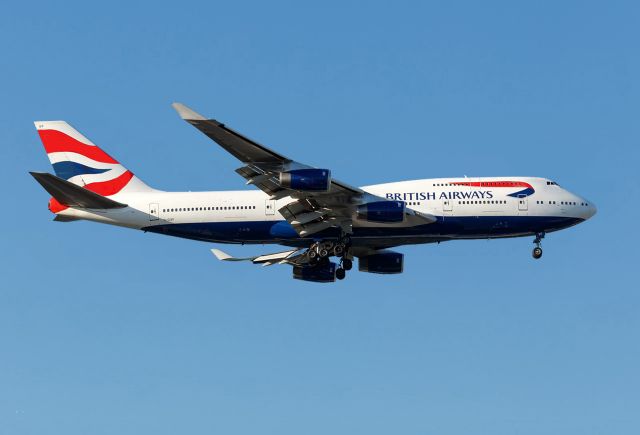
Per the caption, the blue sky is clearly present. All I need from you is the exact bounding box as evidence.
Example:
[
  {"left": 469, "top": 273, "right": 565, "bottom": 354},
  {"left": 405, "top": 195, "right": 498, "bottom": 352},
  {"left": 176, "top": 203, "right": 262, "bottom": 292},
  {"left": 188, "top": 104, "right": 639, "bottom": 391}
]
[{"left": 1, "top": 1, "right": 639, "bottom": 433}]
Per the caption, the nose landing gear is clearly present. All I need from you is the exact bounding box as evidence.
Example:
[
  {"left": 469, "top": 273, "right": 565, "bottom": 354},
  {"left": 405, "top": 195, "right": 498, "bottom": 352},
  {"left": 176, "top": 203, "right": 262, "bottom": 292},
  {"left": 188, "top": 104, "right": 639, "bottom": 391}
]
[{"left": 532, "top": 232, "right": 545, "bottom": 259}]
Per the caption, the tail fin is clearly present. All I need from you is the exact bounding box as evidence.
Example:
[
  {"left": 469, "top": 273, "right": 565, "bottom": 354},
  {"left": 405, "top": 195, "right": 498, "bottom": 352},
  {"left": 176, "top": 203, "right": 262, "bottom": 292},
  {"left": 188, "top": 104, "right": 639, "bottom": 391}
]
[{"left": 34, "top": 120, "right": 153, "bottom": 195}]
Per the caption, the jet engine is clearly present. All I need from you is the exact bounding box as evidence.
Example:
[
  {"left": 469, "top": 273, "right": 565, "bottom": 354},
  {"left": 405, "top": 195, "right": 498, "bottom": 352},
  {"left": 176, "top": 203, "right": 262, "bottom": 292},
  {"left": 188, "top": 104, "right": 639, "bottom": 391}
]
[
  {"left": 293, "top": 261, "right": 337, "bottom": 283},
  {"left": 356, "top": 201, "right": 405, "bottom": 223},
  {"left": 359, "top": 251, "right": 404, "bottom": 274},
  {"left": 280, "top": 169, "right": 331, "bottom": 192}
]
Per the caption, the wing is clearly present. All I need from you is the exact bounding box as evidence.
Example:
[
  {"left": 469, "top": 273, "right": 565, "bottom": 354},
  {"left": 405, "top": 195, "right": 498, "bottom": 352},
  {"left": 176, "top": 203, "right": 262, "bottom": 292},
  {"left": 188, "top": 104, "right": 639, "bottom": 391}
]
[
  {"left": 173, "top": 103, "right": 435, "bottom": 236},
  {"left": 211, "top": 248, "right": 307, "bottom": 266}
]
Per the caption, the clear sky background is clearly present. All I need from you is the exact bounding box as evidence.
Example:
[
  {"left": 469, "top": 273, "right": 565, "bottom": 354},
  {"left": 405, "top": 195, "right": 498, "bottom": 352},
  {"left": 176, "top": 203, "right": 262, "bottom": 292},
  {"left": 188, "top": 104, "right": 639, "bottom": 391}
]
[{"left": 1, "top": 1, "right": 638, "bottom": 434}]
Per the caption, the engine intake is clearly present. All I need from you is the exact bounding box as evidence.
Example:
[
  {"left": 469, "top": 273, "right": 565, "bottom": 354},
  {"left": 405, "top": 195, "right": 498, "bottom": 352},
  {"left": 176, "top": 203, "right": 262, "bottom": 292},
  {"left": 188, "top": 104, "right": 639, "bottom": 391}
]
[
  {"left": 293, "top": 261, "right": 337, "bottom": 283},
  {"left": 280, "top": 169, "right": 331, "bottom": 192},
  {"left": 359, "top": 252, "right": 404, "bottom": 274},
  {"left": 356, "top": 201, "right": 405, "bottom": 223}
]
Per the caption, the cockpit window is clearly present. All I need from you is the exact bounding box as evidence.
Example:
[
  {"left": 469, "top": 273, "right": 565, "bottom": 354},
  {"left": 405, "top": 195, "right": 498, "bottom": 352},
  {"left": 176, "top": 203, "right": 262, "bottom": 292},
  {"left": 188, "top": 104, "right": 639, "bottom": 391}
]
[{"left": 546, "top": 181, "right": 560, "bottom": 186}]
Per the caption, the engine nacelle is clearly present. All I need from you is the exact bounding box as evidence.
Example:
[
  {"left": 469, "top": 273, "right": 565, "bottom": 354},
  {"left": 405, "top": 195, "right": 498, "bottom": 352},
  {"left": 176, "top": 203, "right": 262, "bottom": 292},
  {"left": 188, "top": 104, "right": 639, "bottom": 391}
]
[
  {"left": 293, "top": 261, "right": 337, "bottom": 283},
  {"left": 280, "top": 169, "right": 331, "bottom": 192},
  {"left": 359, "top": 252, "right": 404, "bottom": 274},
  {"left": 356, "top": 201, "right": 405, "bottom": 223}
]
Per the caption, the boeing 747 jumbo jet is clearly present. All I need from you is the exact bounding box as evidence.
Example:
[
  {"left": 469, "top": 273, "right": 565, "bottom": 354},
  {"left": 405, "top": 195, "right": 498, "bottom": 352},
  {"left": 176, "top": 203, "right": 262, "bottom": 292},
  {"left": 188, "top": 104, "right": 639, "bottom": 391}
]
[{"left": 31, "top": 103, "right": 596, "bottom": 282}]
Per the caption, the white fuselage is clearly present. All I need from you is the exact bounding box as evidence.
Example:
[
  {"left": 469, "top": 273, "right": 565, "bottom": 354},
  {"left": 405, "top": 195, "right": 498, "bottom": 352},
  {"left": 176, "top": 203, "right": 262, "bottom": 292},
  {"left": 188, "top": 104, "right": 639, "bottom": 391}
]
[{"left": 54, "top": 176, "right": 596, "bottom": 248}]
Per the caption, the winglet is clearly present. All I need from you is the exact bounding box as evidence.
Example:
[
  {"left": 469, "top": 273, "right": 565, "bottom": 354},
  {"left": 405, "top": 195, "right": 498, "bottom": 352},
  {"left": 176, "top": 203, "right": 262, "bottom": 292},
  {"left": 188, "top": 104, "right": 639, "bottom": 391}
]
[
  {"left": 211, "top": 248, "right": 234, "bottom": 261},
  {"left": 172, "top": 103, "right": 207, "bottom": 121}
]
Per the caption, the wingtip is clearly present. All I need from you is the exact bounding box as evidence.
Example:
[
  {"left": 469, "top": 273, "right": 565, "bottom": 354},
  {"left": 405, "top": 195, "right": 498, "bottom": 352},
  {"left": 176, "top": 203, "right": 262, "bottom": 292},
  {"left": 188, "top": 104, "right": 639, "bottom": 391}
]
[
  {"left": 172, "top": 102, "right": 206, "bottom": 121},
  {"left": 211, "top": 248, "right": 232, "bottom": 261}
]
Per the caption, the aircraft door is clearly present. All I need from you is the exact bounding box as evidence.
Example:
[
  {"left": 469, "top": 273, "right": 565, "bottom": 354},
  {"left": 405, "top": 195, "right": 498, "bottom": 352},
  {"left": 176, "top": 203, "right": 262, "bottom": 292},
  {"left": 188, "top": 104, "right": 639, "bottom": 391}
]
[
  {"left": 265, "top": 199, "right": 276, "bottom": 215},
  {"left": 149, "top": 203, "right": 160, "bottom": 221},
  {"left": 517, "top": 195, "right": 528, "bottom": 211}
]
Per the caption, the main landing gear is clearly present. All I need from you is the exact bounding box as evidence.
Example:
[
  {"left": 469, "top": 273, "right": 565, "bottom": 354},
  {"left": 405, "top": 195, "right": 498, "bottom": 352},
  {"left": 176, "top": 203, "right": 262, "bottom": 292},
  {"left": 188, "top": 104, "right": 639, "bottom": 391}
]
[
  {"left": 532, "top": 232, "right": 545, "bottom": 259},
  {"left": 336, "top": 258, "right": 353, "bottom": 280},
  {"left": 307, "top": 234, "right": 353, "bottom": 280}
]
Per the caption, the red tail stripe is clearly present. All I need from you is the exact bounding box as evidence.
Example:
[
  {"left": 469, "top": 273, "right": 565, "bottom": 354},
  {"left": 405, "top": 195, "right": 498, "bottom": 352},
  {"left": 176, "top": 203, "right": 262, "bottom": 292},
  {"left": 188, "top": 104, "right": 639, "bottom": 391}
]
[
  {"left": 38, "top": 130, "right": 119, "bottom": 164},
  {"left": 84, "top": 170, "right": 134, "bottom": 196}
]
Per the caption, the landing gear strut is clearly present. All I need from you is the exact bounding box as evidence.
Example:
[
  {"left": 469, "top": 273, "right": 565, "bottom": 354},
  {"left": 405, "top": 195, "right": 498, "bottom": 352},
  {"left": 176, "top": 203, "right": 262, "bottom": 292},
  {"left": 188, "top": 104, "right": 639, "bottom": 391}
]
[{"left": 532, "top": 232, "right": 545, "bottom": 259}]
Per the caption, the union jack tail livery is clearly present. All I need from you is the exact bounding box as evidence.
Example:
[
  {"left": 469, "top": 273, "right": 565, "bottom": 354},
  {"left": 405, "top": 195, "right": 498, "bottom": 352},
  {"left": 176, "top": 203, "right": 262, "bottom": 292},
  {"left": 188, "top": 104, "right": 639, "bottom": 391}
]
[{"left": 34, "top": 121, "right": 152, "bottom": 196}]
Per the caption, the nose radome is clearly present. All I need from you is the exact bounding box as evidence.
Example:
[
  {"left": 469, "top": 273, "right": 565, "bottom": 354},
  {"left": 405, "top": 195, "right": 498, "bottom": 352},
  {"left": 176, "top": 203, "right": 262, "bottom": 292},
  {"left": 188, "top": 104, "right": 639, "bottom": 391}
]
[{"left": 581, "top": 199, "right": 597, "bottom": 219}]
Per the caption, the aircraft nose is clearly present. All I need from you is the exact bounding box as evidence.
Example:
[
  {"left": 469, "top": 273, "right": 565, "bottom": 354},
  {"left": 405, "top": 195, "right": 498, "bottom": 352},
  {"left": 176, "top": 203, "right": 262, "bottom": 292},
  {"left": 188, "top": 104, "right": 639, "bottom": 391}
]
[{"left": 583, "top": 200, "right": 597, "bottom": 219}]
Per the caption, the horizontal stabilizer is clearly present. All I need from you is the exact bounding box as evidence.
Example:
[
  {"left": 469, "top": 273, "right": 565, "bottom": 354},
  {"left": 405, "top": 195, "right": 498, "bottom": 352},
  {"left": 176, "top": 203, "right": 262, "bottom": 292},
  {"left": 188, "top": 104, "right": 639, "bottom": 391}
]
[{"left": 30, "top": 172, "right": 127, "bottom": 209}]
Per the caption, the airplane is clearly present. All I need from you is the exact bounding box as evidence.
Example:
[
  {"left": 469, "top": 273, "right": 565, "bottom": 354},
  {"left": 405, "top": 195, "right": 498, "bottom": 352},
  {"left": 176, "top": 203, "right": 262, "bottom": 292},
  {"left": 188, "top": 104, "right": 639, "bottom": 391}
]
[{"left": 30, "top": 103, "right": 597, "bottom": 283}]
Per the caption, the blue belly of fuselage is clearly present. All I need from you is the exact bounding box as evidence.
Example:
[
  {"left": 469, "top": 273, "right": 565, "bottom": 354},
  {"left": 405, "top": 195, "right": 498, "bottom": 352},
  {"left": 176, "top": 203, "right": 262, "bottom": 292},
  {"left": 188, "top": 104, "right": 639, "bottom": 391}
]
[{"left": 142, "top": 215, "right": 583, "bottom": 245}]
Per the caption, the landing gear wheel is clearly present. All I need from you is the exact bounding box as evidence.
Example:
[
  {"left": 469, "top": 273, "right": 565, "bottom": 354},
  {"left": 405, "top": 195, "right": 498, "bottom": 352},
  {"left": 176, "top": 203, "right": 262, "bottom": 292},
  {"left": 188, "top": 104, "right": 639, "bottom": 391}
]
[
  {"left": 532, "top": 232, "right": 545, "bottom": 260},
  {"left": 335, "top": 268, "right": 346, "bottom": 280},
  {"left": 319, "top": 248, "right": 329, "bottom": 258},
  {"left": 532, "top": 247, "right": 543, "bottom": 259},
  {"left": 333, "top": 244, "right": 345, "bottom": 256},
  {"left": 342, "top": 258, "right": 353, "bottom": 271},
  {"left": 308, "top": 250, "right": 318, "bottom": 260}
]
